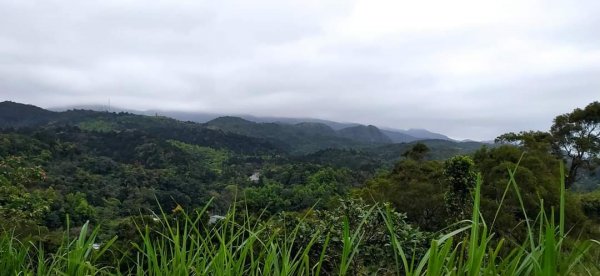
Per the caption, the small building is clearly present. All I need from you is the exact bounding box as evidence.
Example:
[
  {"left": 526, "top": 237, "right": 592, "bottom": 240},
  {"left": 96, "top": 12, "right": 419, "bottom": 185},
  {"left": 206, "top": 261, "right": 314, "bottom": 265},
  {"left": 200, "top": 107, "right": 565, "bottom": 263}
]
[{"left": 249, "top": 172, "right": 261, "bottom": 183}]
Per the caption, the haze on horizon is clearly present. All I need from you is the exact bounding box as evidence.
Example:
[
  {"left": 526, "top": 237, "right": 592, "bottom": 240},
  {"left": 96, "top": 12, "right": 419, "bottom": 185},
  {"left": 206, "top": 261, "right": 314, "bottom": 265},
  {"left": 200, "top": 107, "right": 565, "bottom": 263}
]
[{"left": 1, "top": 0, "right": 599, "bottom": 140}]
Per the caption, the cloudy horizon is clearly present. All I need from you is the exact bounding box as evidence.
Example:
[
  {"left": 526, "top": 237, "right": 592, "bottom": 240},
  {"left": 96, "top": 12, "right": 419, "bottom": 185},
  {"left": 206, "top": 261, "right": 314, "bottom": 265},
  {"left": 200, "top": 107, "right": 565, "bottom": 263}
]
[{"left": 1, "top": 0, "right": 599, "bottom": 140}]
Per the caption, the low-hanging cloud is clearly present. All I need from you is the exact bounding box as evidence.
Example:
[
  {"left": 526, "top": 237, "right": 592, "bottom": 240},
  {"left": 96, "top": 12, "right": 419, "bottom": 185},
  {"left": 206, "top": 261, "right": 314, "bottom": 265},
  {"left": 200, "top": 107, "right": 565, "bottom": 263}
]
[{"left": 1, "top": 0, "right": 599, "bottom": 140}]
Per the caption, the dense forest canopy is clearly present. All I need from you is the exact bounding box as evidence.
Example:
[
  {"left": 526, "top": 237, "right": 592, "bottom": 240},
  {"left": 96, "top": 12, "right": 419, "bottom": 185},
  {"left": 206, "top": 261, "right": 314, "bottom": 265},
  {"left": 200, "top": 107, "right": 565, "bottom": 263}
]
[{"left": 1, "top": 100, "right": 599, "bottom": 274}]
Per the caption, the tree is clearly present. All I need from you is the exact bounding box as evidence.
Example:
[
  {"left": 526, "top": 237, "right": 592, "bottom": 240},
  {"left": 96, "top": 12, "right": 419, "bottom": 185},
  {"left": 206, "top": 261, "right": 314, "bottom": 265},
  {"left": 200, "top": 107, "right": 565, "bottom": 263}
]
[
  {"left": 64, "top": 192, "right": 96, "bottom": 225},
  {"left": 360, "top": 159, "right": 447, "bottom": 231},
  {"left": 291, "top": 168, "right": 350, "bottom": 210},
  {"left": 402, "top": 142, "right": 430, "bottom": 161},
  {"left": 0, "top": 156, "right": 51, "bottom": 232},
  {"left": 495, "top": 131, "right": 554, "bottom": 153},
  {"left": 472, "top": 145, "right": 587, "bottom": 240},
  {"left": 243, "top": 181, "right": 290, "bottom": 214},
  {"left": 443, "top": 155, "right": 477, "bottom": 221},
  {"left": 550, "top": 101, "right": 600, "bottom": 188}
]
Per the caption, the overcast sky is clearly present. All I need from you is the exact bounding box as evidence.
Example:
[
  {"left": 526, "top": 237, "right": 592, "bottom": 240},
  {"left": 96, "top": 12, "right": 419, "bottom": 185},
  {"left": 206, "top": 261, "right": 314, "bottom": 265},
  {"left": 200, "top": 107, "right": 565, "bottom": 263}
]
[{"left": 1, "top": 0, "right": 599, "bottom": 140}]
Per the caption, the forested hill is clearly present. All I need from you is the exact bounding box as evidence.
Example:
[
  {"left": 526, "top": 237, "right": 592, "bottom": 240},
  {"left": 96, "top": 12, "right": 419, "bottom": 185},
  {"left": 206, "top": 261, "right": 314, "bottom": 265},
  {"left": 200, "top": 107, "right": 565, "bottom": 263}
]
[
  {"left": 0, "top": 101, "right": 55, "bottom": 127},
  {"left": 3, "top": 100, "right": 599, "bottom": 274},
  {"left": 0, "top": 101, "right": 281, "bottom": 154},
  {"left": 50, "top": 103, "right": 453, "bottom": 143},
  {"left": 205, "top": 116, "right": 393, "bottom": 153},
  {"left": 1, "top": 101, "right": 466, "bottom": 154},
  {"left": 337, "top": 125, "right": 392, "bottom": 143},
  {"left": 0, "top": 101, "right": 485, "bottom": 233},
  {"left": 0, "top": 101, "right": 491, "bottom": 178}
]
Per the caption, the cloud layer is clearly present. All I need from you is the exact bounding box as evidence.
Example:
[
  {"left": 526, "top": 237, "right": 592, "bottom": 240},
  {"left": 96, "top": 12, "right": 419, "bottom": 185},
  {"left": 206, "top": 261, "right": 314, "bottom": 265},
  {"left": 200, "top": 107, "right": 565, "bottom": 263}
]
[{"left": 1, "top": 0, "right": 599, "bottom": 140}]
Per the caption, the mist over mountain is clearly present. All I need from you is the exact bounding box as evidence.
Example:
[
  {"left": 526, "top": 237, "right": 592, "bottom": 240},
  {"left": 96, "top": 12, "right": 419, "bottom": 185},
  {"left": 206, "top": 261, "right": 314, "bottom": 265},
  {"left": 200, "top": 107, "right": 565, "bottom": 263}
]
[
  {"left": 0, "top": 101, "right": 492, "bottom": 165},
  {"left": 49, "top": 103, "right": 457, "bottom": 142},
  {"left": 1, "top": 101, "right": 485, "bottom": 158}
]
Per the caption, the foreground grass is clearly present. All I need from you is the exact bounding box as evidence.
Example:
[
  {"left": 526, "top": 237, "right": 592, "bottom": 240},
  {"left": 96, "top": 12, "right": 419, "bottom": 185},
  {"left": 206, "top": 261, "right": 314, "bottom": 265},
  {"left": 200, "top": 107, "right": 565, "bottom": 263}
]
[{"left": 1, "top": 163, "right": 599, "bottom": 275}]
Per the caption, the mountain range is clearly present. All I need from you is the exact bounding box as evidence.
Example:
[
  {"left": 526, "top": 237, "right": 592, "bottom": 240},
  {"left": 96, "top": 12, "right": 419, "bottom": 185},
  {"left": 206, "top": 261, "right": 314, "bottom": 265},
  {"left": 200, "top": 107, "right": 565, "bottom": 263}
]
[
  {"left": 0, "top": 101, "right": 486, "bottom": 160},
  {"left": 49, "top": 104, "right": 453, "bottom": 143}
]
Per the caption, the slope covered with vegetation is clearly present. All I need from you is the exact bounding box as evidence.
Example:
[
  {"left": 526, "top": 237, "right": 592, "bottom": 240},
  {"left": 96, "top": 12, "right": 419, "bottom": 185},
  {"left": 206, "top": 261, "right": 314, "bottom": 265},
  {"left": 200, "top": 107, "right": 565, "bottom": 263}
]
[
  {"left": 205, "top": 116, "right": 393, "bottom": 153},
  {"left": 1, "top": 101, "right": 600, "bottom": 275}
]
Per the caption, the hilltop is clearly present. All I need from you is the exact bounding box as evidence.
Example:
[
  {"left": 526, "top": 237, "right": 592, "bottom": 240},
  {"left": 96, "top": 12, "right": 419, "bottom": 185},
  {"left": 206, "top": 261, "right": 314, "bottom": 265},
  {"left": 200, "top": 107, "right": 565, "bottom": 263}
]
[
  {"left": 48, "top": 103, "right": 453, "bottom": 143},
  {"left": 1, "top": 101, "right": 482, "bottom": 158}
]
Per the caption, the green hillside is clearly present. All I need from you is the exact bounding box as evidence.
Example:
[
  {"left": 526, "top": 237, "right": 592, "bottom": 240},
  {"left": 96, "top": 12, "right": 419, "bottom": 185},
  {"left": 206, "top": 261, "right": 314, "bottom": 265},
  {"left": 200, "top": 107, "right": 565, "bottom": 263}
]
[
  {"left": 337, "top": 124, "right": 392, "bottom": 144},
  {"left": 205, "top": 116, "right": 385, "bottom": 154},
  {"left": 1, "top": 101, "right": 599, "bottom": 275}
]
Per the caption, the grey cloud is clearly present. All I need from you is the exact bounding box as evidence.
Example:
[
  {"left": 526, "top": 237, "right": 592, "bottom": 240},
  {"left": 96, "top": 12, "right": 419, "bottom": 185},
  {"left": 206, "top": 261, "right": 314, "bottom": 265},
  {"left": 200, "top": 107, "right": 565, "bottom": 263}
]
[{"left": 1, "top": 0, "right": 599, "bottom": 140}]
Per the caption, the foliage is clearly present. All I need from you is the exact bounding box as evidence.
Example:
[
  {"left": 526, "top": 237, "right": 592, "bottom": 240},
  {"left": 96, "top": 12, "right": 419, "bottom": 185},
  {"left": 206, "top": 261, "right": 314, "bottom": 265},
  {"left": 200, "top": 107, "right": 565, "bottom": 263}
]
[
  {"left": 579, "top": 190, "right": 600, "bottom": 221},
  {"left": 443, "top": 155, "right": 477, "bottom": 221},
  {"left": 0, "top": 156, "right": 52, "bottom": 233},
  {"left": 271, "top": 198, "right": 429, "bottom": 274},
  {"left": 242, "top": 167, "right": 352, "bottom": 214},
  {"left": 64, "top": 192, "right": 97, "bottom": 225},
  {"left": 473, "top": 145, "right": 565, "bottom": 240},
  {"left": 243, "top": 181, "right": 291, "bottom": 213},
  {"left": 167, "top": 139, "right": 229, "bottom": 174},
  {"left": 550, "top": 101, "right": 600, "bottom": 188},
  {"left": 0, "top": 169, "right": 598, "bottom": 275},
  {"left": 384, "top": 166, "right": 600, "bottom": 276},
  {"left": 359, "top": 159, "right": 448, "bottom": 231},
  {"left": 495, "top": 130, "right": 555, "bottom": 152},
  {"left": 373, "top": 140, "right": 485, "bottom": 164},
  {"left": 77, "top": 119, "right": 117, "bottom": 132},
  {"left": 1, "top": 100, "right": 600, "bottom": 274},
  {"left": 206, "top": 116, "right": 394, "bottom": 154},
  {"left": 402, "top": 142, "right": 430, "bottom": 161},
  {"left": 336, "top": 124, "right": 392, "bottom": 144}
]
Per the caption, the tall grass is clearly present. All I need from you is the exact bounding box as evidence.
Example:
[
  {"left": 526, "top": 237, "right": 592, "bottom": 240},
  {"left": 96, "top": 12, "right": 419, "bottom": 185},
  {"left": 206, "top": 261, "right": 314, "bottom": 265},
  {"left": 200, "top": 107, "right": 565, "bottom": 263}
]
[
  {"left": 384, "top": 161, "right": 600, "bottom": 275},
  {"left": 130, "top": 201, "right": 335, "bottom": 276},
  {"left": 0, "top": 220, "right": 116, "bottom": 275},
  {"left": 1, "top": 163, "right": 598, "bottom": 275}
]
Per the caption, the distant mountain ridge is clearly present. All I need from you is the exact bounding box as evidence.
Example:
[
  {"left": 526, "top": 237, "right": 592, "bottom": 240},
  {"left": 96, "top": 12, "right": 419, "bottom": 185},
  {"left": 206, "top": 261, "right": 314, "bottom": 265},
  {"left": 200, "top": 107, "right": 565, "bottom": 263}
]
[
  {"left": 204, "top": 116, "right": 385, "bottom": 153},
  {"left": 381, "top": 128, "right": 451, "bottom": 142},
  {"left": 2, "top": 102, "right": 386, "bottom": 154},
  {"left": 49, "top": 104, "right": 453, "bottom": 142},
  {"left": 337, "top": 125, "right": 392, "bottom": 144},
  {"left": 205, "top": 116, "right": 391, "bottom": 144},
  {"left": 2, "top": 101, "right": 282, "bottom": 154},
  {"left": 1, "top": 101, "right": 487, "bottom": 156}
]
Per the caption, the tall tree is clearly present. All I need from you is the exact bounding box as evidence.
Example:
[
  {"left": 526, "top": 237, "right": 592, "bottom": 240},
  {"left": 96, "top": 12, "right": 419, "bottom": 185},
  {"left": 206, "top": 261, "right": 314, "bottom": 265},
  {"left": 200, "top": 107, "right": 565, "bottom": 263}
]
[
  {"left": 402, "top": 142, "right": 430, "bottom": 161},
  {"left": 495, "top": 131, "right": 554, "bottom": 153},
  {"left": 550, "top": 101, "right": 600, "bottom": 188},
  {"left": 443, "top": 155, "right": 477, "bottom": 221}
]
